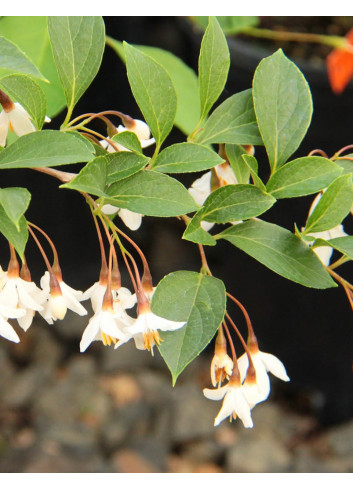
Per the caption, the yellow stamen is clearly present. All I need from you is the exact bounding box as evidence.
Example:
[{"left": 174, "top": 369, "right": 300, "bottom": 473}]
[
  {"left": 9, "top": 121, "right": 14, "bottom": 132},
  {"left": 101, "top": 332, "right": 118, "bottom": 347},
  {"left": 143, "top": 330, "right": 163, "bottom": 351}
]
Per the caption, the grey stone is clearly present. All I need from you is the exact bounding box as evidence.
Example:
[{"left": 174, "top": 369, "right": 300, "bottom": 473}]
[
  {"left": 325, "top": 419, "right": 353, "bottom": 458},
  {"left": 3, "top": 365, "right": 53, "bottom": 408}
]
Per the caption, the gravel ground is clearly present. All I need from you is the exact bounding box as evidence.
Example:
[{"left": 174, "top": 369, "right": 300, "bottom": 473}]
[{"left": 0, "top": 313, "right": 352, "bottom": 473}]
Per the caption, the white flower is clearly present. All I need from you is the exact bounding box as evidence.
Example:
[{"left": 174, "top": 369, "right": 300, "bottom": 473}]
[
  {"left": 305, "top": 192, "right": 348, "bottom": 266},
  {"left": 0, "top": 274, "right": 45, "bottom": 331},
  {"left": 82, "top": 281, "right": 136, "bottom": 313},
  {"left": 0, "top": 102, "right": 36, "bottom": 146},
  {"left": 210, "top": 352, "right": 234, "bottom": 387},
  {"left": 101, "top": 203, "right": 143, "bottom": 231},
  {"left": 238, "top": 349, "right": 290, "bottom": 402},
  {"left": 100, "top": 119, "right": 155, "bottom": 153},
  {"left": 125, "top": 308, "right": 186, "bottom": 352},
  {"left": 80, "top": 308, "right": 131, "bottom": 352},
  {"left": 0, "top": 303, "right": 26, "bottom": 343},
  {"left": 203, "top": 378, "right": 254, "bottom": 428},
  {"left": 40, "top": 272, "right": 87, "bottom": 324}
]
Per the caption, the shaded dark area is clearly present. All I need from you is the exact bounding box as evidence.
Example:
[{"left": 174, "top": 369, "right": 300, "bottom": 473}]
[{"left": 0, "top": 17, "right": 353, "bottom": 472}]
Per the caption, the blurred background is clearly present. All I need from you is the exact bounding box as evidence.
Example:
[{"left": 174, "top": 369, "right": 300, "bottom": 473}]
[{"left": 0, "top": 16, "right": 353, "bottom": 472}]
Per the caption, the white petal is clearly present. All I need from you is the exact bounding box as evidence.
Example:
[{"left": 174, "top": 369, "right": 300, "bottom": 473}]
[
  {"left": 116, "top": 287, "right": 137, "bottom": 309},
  {"left": 44, "top": 116, "right": 51, "bottom": 123},
  {"left": 144, "top": 311, "right": 186, "bottom": 332},
  {"left": 259, "top": 351, "right": 290, "bottom": 382},
  {"left": 60, "top": 281, "right": 87, "bottom": 316},
  {"left": 0, "top": 279, "right": 18, "bottom": 309},
  {"left": 49, "top": 295, "right": 67, "bottom": 320},
  {"left": 0, "top": 303, "right": 26, "bottom": 319},
  {"left": 132, "top": 120, "right": 151, "bottom": 140},
  {"left": 100, "top": 311, "right": 125, "bottom": 339},
  {"left": 0, "top": 110, "right": 9, "bottom": 146},
  {"left": 9, "top": 103, "right": 36, "bottom": 136},
  {"left": 16, "top": 279, "right": 44, "bottom": 311},
  {"left": 188, "top": 172, "right": 211, "bottom": 206},
  {"left": 80, "top": 314, "right": 101, "bottom": 352},
  {"left": 0, "top": 315, "right": 20, "bottom": 343},
  {"left": 214, "top": 164, "right": 238, "bottom": 185},
  {"left": 200, "top": 220, "right": 215, "bottom": 232},
  {"left": 214, "top": 390, "right": 236, "bottom": 426},
  {"left": 232, "top": 389, "right": 254, "bottom": 428},
  {"left": 17, "top": 309, "right": 35, "bottom": 331},
  {"left": 118, "top": 208, "right": 142, "bottom": 231},
  {"left": 203, "top": 384, "right": 229, "bottom": 401},
  {"left": 140, "top": 137, "right": 156, "bottom": 148},
  {"left": 101, "top": 204, "right": 120, "bottom": 215}
]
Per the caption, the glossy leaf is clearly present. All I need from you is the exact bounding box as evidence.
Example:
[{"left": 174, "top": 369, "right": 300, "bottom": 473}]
[
  {"left": 0, "top": 205, "right": 28, "bottom": 259},
  {"left": 217, "top": 220, "right": 336, "bottom": 289},
  {"left": 0, "top": 74, "right": 46, "bottom": 130},
  {"left": 124, "top": 42, "right": 177, "bottom": 149},
  {"left": 107, "top": 37, "right": 200, "bottom": 136},
  {"left": 199, "top": 17, "right": 230, "bottom": 120},
  {"left": 0, "top": 36, "right": 46, "bottom": 81},
  {"left": 107, "top": 152, "right": 149, "bottom": 184},
  {"left": 253, "top": 49, "right": 312, "bottom": 172},
  {"left": 0, "top": 16, "right": 66, "bottom": 117},
  {"left": 192, "top": 16, "right": 259, "bottom": 34},
  {"left": 195, "top": 89, "right": 262, "bottom": 146},
  {"left": 105, "top": 170, "right": 199, "bottom": 217},
  {"left": 304, "top": 175, "right": 353, "bottom": 233},
  {"left": 200, "top": 184, "right": 275, "bottom": 223},
  {"left": 0, "top": 187, "right": 31, "bottom": 229},
  {"left": 48, "top": 16, "right": 105, "bottom": 115},
  {"left": 152, "top": 142, "right": 224, "bottom": 173},
  {"left": 152, "top": 271, "right": 226, "bottom": 384},
  {"left": 0, "top": 130, "right": 95, "bottom": 169},
  {"left": 241, "top": 155, "right": 266, "bottom": 191},
  {"left": 61, "top": 156, "right": 108, "bottom": 197},
  {"left": 266, "top": 157, "right": 342, "bottom": 198},
  {"left": 225, "top": 144, "right": 251, "bottom": 184},
  {"left": 111, "top": 131, "right": 142, "bottom": 154},
  {"left": 182, "top": 211, "right": 217, "bottom": 246}
]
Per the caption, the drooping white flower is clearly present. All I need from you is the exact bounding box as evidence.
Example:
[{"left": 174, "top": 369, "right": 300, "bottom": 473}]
[
  {"left": 203, "top": 377, "right": 254, "bottom": 428},
  {"left": 100, "top": 118, "right": 155, "bottom": 153},
  {"left": 210, "top": 352, "right": 234, "bottom": 387},
  {"left": 80, "top": 306, "right": 131, "bottom": 352},
  {"left": 125, "top": 307, "right": 186, "bottom": 352},
  {"left": 238, "top": 349, "right": 290, "bottom": 402},
  {"left": 100, "top": 203, "right": 143, "bottom": 231},
  {"left": 0, "top": 303, "right": 27, "bottom": 343},
  {"left": 40, "top": 271, "right": 87, "bottom": 317},
  {"left": 0, "top": 273, "right": 45, "bottom": 331},
  {"left": 0, "top": 102, "right": 36, "bottom": 146},
  {"left": 305, "top": 192, "right": 348, "bottom": 266}
]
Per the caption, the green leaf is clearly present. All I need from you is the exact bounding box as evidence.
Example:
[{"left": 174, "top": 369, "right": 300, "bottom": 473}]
[
  {"left": 182, "top": 211, "right": 217, "bottom": 246},
  {"left": 304, "top": 175, "right": 353, "bottom": 233},
  {"left": 200, "top": 184, "right": 275, "bottom": 223},
  {"left": 0, "top": 187, "right": 31, "bottom": 229},
  {"left": 0, "top": 74, "right": 46, "bottom": 129},
  {"left": 195, "top": 89, "right": 263, "bottom": 146},
  {"left": 107, "top": 152, "right": 149, "bottom": 184},
  {"left": 217, "top": 220, "right": 336, "bottom": 289},
  {"left": 61, "top": 156, "right": 108, "bottom": 197},
  {"left": 266, "top": 157, "right": 342, "bottom": 198},
  {"left": 241, "top": 155, "right": 266, "bottom": 191},
  {"left": 335, "top": 154, "right": 353, "bottom": 176},
  {"left": 225, "top": 144, "right": 251, "bottom": 184},
  {"left": 0, "top": 16, "right": 66, "bottom": 117},
  {"left": 111, "top": 132, "right": 142, "bottom": 154},
  {"left": 107, "top": 37, "right": 200, "bottom": 136},
  {"left": 192, "top": 16, "right": 259, "bottom": 34},
  {"left": 48, "top": 16, "right": 105, "bottom": 116},
  {"left": 253, "top": 49, "right": 313, "bottom": 172},
  {"left": 152, "top": 271, "right": 226, "bottom": 384},
  {"left": 0, "top": 205, "right": 28, "bottom": 259},
  {"left": 0, "top": 130, "right": 95, "bottom": 169},
  {"left": 152, "top": 142, "right": 223, "bottom": 173},
  {"left": 0, "top": 36, "right": 46, "bottom": 81},
  {"left": 105, "top": 170, "right": 199, "bottom": 217},
  {"left": 314, "top": 236, "right": 353, "bottom": 260},
  {"left": 124, "top": 42, "right": 177, "bottom": 149},
  {"left": 199, "top": 17, "right": 230, "bottom": 120}
]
